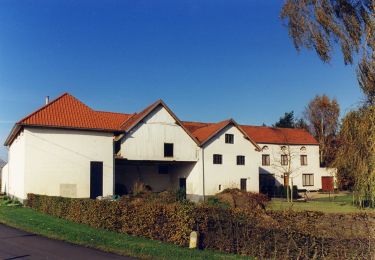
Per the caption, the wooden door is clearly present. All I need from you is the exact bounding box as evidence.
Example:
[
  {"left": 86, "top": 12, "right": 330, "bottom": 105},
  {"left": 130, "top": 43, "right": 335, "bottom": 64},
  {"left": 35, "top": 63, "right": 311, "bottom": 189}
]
[
  {"left": 240, "top": 178, "right": 247, "bottom": 191},
  {"left": 321, "top": 176, "right": 334, "bottom": 192},
  {"left": 283, "top": 175, "right": 289, "bottom": 187}
]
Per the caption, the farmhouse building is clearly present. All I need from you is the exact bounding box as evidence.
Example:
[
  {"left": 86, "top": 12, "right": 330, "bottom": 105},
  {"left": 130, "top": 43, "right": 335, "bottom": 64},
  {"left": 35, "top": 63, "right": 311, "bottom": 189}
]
[{"left": 1, "top": 93, "right": 335, "bottom": 201}]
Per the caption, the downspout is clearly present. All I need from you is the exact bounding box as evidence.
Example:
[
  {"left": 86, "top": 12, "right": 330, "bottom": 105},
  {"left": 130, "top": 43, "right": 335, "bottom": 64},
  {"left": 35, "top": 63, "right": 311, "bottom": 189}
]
[{"left": 202, "top": 147, "right": 206, "bottom": 202}]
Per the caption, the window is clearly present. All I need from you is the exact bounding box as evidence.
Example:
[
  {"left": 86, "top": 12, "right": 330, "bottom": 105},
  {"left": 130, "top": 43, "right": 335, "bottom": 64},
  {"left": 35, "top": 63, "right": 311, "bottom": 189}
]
[
  {"left": 225, "top": 134, "right": 234, "bottom": 144},
  {"left": 302, "top": 174, "right": 314, "bottom": 186},
  {"left": 281, "top": 155, "right": 288, "bottom": 165},
  {"left": 300, "top": 155, "right": 308, "bottom": 166},
  {"left": 262, "top": 154, "right": 270, "bottom": 166},
  {"left": 213, "top": 154, "right": 222, "bottom": 164},
  {"left": 237, "top": 155, "right": 245, "bottom": 165},
  {"left": 158, "top": 165, "right": 169, "bottom": 174},
  {"left": 240, "top": 178, "right": 247, "bottom": 191},
  {"left": 164, "top": 143, "right": 174, "bottom": 157}
]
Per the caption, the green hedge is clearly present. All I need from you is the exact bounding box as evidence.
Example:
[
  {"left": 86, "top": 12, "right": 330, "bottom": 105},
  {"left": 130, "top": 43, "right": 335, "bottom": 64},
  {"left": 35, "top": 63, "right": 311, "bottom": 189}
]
[{"left": 27, "top": 194, "right": 375, "bottom": 259}]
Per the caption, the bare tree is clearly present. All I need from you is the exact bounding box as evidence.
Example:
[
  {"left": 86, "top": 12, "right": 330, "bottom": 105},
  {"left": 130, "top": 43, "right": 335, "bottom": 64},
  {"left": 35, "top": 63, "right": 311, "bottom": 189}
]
[
  {"left": 304, "top": 95, "right": 340, "bottom": 166},
  {"left": 271, "top": 139, "right": 302, "bottom": 202}
]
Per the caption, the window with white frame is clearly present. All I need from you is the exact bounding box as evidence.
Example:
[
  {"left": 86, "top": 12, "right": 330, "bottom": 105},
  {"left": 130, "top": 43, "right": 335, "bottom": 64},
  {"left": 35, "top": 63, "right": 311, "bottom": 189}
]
[
  {"left": 281, "top": 155, "right": 288, "bottom": 165},
  {"left": 302, "top": 174, "right": 314, "bottom": 186},
  {"left": 262, "top": 154, "right": 270, "bottom": 166},
  {"left": 300, "top": 155, "right": 308, "bottom": 166}
]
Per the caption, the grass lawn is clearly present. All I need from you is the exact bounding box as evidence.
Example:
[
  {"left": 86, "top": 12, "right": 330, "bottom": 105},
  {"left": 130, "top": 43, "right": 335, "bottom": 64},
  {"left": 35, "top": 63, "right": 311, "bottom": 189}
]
[
  {"left": 0, "top": 204, "right": 250, "bottom": 260},
  {"left": 267, "top": 194, "right": 374, "bottom": 213}
]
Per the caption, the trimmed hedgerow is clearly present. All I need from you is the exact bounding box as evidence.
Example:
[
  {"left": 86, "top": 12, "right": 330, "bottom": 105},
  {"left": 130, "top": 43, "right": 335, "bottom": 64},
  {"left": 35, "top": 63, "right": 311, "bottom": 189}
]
[{"left": 26, "top": 194, "right": 375, "bottom": 259}]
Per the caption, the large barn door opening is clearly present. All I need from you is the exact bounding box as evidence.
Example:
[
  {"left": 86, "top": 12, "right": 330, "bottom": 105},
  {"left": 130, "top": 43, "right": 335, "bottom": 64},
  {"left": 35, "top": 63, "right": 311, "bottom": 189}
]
[{"left": 90, "top": 161, "right": 103, "bottom": 199}]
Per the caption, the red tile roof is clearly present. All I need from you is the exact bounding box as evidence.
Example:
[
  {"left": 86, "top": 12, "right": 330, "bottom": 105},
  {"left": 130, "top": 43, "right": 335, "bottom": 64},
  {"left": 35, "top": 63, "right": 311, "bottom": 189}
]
[
  {"left": 182, "top": 121, "right": 212, "bottom": 133},
  {"left": 17, "top": 93, "right": 132, "bottom": 131},
  {"left": 5, "top": 93, "right": 318, "bottom": 146},
  {"left": 189, "top": 120, "right": 231, "bottom": 144},
  {"left": 240, "top": 125, "right": 318, "bottom": 145},
  {"left": 120, "top": 100, "right": 161, "bottom": 131}
]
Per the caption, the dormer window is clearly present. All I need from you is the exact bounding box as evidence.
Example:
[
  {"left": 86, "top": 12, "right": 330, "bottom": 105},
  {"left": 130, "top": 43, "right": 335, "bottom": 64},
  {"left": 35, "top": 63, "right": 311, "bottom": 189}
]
[{"left": 225, "top": 134, "right": 234, "bottom": 144}]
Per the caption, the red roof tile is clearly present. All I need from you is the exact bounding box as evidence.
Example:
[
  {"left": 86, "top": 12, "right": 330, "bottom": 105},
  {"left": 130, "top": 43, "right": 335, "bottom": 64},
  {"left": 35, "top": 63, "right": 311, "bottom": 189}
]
[
  {"left": 188, "top": 120, "right": 231, "bottom": 144},
  {"left": 240, "top": 125, "right": 318, "bottom": 145},
  {"left": 18, "top": 93, "right": 132, "bottom": 131},
  {"left": 182, "top": 121, "right": 212, "bottom": 133},
  {"left": 120, "top": 100, "right": 161, "bottom": 131}
]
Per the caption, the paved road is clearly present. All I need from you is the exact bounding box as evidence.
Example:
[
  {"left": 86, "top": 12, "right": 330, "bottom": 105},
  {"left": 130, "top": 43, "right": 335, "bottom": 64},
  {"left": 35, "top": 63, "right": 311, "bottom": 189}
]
[{"left": 0, "top": 224, "right": 133, "bottom": 260}]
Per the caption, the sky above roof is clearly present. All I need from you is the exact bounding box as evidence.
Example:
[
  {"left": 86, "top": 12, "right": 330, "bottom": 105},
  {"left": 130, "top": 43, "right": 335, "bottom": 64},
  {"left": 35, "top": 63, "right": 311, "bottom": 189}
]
[{"left": 0, "top": 0, "right": 363, "bottom": 160}]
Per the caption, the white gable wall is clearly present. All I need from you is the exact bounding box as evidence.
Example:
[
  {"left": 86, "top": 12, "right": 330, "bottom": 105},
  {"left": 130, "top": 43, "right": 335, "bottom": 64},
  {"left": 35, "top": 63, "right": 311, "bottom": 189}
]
[
  {"left": 203, "top": 125, "right": 259, "bottom": 195},
  {"left": 21, "top": 128, "right": 114, "bottom": 200},
  {"left": 121, "top": 106, "right": 199, "bottom": 161}
]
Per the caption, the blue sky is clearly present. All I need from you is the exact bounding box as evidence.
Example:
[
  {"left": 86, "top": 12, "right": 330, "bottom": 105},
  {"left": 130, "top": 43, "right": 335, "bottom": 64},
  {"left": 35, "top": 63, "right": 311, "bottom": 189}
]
[{"left": 0, "top": 0, "right": 362, "bottom": 160}]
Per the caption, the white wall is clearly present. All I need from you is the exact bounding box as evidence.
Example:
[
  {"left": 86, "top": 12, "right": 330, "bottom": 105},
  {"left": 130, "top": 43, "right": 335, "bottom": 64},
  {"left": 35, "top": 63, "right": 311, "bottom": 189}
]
[
  {"left": 202, "top": 125, "right": 259, "bottom": 195},
  {"left": 19, "top": 128, "right": 114, "bottom": 200},
  {"left": 4, "top": 131, "right": 26, "bottom": 199},
  {"left": 258, "top": 143, "right": 333, "bottom": 190},
  {"left": 121, "top": 106, "right": 199, "bottom": 162},
  {"left": 1, "top": 163, "right": 9, "bottom": 195}
]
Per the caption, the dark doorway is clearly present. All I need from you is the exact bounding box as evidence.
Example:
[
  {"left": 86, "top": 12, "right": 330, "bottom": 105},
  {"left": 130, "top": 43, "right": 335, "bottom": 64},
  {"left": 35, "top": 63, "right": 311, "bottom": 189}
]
[
  {"left": 90, "top": 161, "right": 103, "bottom": 199},
  {"left": 179, "top": 178, "right": 186, "bottom": 189},
  {"left": 179, "top": 178, "right": 186, "bottom": 200},
  {"left": 240, "top": 178, "right": 247, "bottom": 191}
]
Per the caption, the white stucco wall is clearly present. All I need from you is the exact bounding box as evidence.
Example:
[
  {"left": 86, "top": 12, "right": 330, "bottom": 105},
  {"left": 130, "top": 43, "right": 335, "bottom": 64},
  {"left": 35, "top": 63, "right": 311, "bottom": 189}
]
[
  {"left": 1, "top": 163, "right": 9, "bottom": 195},
  {"left": 258, "top": 143, "right": 333, "bottom": 190},
  {"left": 202, "top": 125, "right": 259, "bottom": 195},
  {"left": 121, "top": 106, "right": 199, "bottom": 162},
  {"left": 4, "top": 132, "right": 26, "bottom": 199},
  {"left": 15, "top": 128, "right": 114, "bottom": 200}
]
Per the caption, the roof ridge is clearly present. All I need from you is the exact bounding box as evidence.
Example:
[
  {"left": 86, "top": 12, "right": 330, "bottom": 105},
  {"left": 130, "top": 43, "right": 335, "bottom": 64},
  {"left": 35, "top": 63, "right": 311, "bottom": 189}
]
[{"left": 240, "top": 124, "right": 308, "bottom": 131}]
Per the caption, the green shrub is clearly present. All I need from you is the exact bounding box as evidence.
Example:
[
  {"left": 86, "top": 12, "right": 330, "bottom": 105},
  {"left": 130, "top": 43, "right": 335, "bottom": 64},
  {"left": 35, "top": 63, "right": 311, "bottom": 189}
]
[{"left": 26, "top": 193, "right": 375, "bottom": 259}]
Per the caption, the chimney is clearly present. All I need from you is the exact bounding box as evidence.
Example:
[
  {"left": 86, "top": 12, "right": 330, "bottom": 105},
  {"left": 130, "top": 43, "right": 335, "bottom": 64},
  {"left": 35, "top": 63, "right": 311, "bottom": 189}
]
[{"left": 45, "top": 96, "right": 49, "bottom": 105}]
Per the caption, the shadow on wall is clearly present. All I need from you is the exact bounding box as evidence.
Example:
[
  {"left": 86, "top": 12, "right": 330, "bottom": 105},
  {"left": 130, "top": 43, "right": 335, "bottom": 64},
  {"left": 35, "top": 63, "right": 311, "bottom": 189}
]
[{"left": 259, "top": 167, "right": 298, "bottom": 199}]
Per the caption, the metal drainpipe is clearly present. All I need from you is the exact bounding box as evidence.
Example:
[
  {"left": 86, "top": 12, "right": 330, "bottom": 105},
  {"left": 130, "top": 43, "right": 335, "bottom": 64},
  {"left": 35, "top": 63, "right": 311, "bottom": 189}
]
[{"left": 202, "top": 148, "right": 206, "bottom": 202}]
